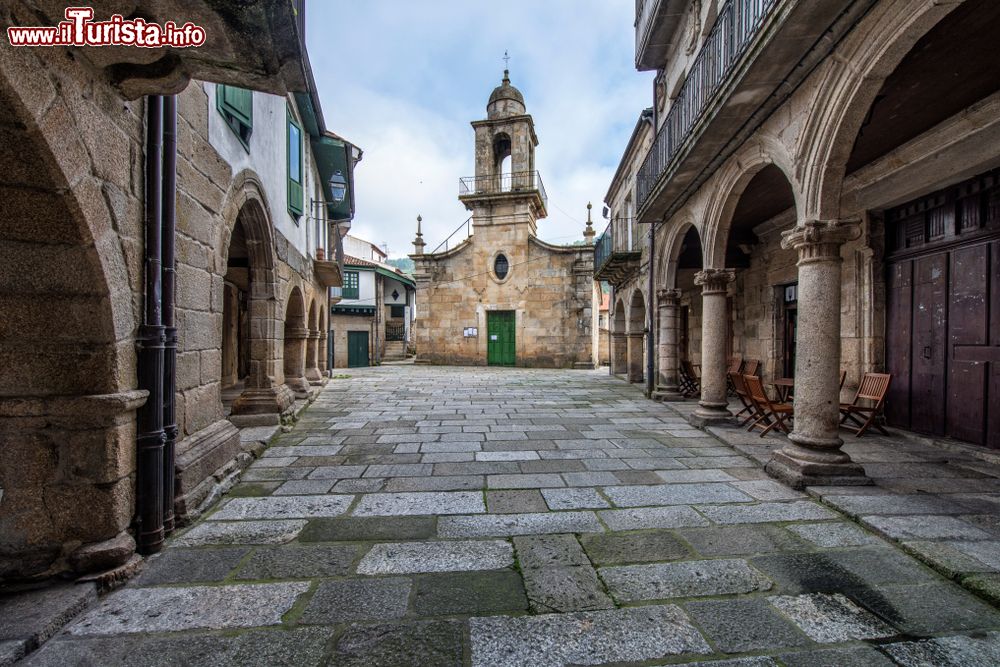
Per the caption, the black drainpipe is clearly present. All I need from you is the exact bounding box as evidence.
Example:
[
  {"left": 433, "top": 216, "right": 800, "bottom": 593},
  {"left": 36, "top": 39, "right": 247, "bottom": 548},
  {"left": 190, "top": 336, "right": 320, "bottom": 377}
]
[
  {"left": 161, "top": 95, "right": 178, "bottom": 536},
  {"left": 136, "top": 95, "right": 166, "bottom": 554},
  {"left": 645, "top": 220, "right": 657, "bottom": 398}
]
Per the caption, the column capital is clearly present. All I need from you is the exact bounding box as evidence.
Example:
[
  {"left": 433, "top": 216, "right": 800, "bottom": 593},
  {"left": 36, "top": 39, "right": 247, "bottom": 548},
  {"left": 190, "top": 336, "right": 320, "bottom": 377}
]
[
  {"left": 780, "top": 219, "right": 861, "bottom": 263},
  {"left": 693, "top": 268, "right": 735, "bottom": 294},
  {"left": 657, "top": 288, "right": 682, "bottom": 307}
]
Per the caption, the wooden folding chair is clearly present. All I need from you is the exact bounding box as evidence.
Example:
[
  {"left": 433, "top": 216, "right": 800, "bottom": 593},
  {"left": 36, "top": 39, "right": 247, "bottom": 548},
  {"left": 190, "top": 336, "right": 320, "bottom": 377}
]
[
  {"left": 728, "top": 371, "right": 760, "bottom": 426},
  {"left": 744, "top": 374, "right": 794, "bottom": 437},
  {"left": 742, "top": 359, "right": 760, "bottom": 377},
  {"left": 840, "top": 372, "right": 891, "bottom": 437},
  {"left": 726, "top": 356, "right": 743, "bottom": 396},
  {"left": 679, "top": 360, "right": 700, "bottom": 397},
  {"left": 839, "top": 369, "right": 847, "bottom": 390}
]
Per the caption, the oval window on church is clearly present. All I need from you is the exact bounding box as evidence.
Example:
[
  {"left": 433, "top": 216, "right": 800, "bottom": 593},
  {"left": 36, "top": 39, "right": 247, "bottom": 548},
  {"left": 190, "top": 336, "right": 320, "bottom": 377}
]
[{"left": 494, "top": 254, "right": 509, "bottom": 280}]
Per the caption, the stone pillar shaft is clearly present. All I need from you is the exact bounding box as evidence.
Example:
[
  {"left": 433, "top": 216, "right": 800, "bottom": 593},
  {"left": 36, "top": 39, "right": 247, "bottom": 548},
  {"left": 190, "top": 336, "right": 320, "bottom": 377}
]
[
  {"left": 766, "top": 220, "right": 869, "bottom": 488},
  {"left": 654, "top": 288, "right": 682, "bottom": 400},
  {"left": 691, "top": 269, "right": 734, "bottom": 425},
  {"left": 611, "top": 332, "right": 627, "bottom": 376},
  {"left": 627, "top": 333, "right": 644, "bottom": 384}
]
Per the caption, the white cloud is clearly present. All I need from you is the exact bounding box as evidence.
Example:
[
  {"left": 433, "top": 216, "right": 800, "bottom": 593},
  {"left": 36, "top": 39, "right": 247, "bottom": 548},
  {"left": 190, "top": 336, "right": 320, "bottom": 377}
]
[{"left": 307, "top": 0, "right": 653, "bottom": 257}]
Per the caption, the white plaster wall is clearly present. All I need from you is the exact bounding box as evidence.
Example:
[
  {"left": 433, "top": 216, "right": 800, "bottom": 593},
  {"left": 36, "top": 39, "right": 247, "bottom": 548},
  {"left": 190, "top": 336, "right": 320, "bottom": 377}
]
[
  {"left": 344, "top": 235, "right": 377, "bottom": 260},
  {"left": 207, "top": 84, "right": 321, "bottom": 261},
  {"left": 337, "top": 269, "right": 376, "bottom": 307},
  {"left": 383, "top": 277, "right": 408, "bottom": 305}
]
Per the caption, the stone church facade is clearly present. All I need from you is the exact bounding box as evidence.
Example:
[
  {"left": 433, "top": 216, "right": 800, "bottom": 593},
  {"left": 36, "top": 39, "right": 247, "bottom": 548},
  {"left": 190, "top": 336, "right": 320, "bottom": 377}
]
[{"left": 410, "top": 72, "right": 595, "bottom": 368}]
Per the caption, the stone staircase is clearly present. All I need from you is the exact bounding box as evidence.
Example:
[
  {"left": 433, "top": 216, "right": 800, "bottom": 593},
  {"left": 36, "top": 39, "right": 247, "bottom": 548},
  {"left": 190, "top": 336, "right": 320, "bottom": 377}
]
[{"left": 383, "top": 340, "right": 407, "bottom": 361}]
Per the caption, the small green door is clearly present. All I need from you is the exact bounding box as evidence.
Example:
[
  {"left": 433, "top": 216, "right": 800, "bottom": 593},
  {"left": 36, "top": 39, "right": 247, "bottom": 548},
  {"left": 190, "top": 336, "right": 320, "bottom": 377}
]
[
  {"left": 487, "top": 311, "right": 516, "bottom": 366},
  {"left": 347, "top": 331, "right": 369, "bottom": 368}
]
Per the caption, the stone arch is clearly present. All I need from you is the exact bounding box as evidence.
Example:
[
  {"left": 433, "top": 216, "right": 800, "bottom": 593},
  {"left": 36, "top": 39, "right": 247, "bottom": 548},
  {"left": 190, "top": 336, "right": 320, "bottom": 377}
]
[
  {"left": 612, "top": 297, "right": 627, "bottom": 332},
  {"left": 796, "top": 0, "right": 965, "bottom": 220},
  {"left": 610, "top": 296, "right": 628, "bottom": 376},
  {"left": 0, "top": 52, "right": 140, "bottom": 579},
  {"left": 627, "top": 288, "right": 647, "bottom": 334},
  {"left": 305, "top": 297, "right": 321, "bottom": 382},
  {"left": 626, "top": 289, "right": 647, "bottom": 383},
  {"left": 282, "top": 285, "right": 309, "bottom": 395},
  {"left": 658, "top": 217, "right": 700, "bottom": 290},
  {"left": 218, "top": 170, "right": 277, "bottom": 296},
  {"left": 702, "top": 137, "right": 800, "bottom": 269}
]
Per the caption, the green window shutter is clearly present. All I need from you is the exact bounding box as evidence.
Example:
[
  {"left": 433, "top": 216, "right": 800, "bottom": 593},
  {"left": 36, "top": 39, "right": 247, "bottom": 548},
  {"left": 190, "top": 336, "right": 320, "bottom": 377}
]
[
  {"left": 216, "top": 85, "right": 253, "bottom": 150},
  {"left": 343, "top": 271, "right": 359, "bottom": 300},
  {"left": 287, "top": 109, "right": 304, "bottom": 218}
]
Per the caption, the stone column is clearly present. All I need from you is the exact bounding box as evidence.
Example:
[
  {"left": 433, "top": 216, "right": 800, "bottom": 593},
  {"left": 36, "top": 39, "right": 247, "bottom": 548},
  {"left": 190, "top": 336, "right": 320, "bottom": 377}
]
[
  {"left": 283, "top": 325, "right": 310, "bottom": 397},
  {"left": 691, "top": 268, "right": 735, "bottom": 425},
  {"left": 627, "top": 333, "right": 645, "bottom": 383},
  {"left": 611, "top": 332, "right": 628, "bottom": 376},
  {"left": 231, "top": 285, "right": 294, "bottom": 417},
  {"left": 305, "top": 330, "right": 323, "bottom": 383},
  {"left": 767, "top": 220, "right": 869, "bottom": 488},
  {"left": 319, "top": 329, "right": 329, "bottom": 375},
  {"left": 653, "top": 288, "right": 683, "bottom": 401}
]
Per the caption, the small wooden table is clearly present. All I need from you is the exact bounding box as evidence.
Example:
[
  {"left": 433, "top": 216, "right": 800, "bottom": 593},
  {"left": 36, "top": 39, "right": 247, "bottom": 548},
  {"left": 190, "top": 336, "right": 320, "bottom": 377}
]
[{"left": 773, "top": 377, "right": 794, "bottom": 403}]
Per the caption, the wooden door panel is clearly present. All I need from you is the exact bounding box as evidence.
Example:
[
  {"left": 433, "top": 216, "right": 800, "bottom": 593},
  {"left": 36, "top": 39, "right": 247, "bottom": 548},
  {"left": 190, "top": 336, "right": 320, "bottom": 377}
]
[
  {"left": 886, "top": 260, "right": 913, "bottom": 429},
  {"left": 910, "top": 253, "right": 947, "bottom": 436},
  {"left": 947, "top": 244, "right": 989, "bottom": 444},
  {"left": 989, "top": 240, "right": 1000, "bottom": 450}
]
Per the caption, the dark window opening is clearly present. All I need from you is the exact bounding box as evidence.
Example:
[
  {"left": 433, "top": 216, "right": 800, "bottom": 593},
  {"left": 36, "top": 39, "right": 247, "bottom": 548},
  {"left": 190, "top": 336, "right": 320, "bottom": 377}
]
[{"left": 494, "top": 254, "right": 509, "bottom": 280}]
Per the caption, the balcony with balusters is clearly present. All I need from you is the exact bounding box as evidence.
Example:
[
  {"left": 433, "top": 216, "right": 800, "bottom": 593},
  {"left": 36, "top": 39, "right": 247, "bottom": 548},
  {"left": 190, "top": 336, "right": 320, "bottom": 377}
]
[
  {"left": 593, "top": 218, "right": 644, "bottom": 284},
  {"left": 634, "top": 0, "right": 874, "bottom": 222},
  {"left": 458, "top": 170, "right": 548, "bottom": 217}
]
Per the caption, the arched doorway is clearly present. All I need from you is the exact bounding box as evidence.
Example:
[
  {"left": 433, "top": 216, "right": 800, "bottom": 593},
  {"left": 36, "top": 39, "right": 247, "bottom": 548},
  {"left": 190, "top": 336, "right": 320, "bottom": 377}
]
[
  {"left": 627, "top": 290, "right": 646, "bottom": 384},
  {"left": 0, "top": 82, "right": 137, "bottom": 579},
  {"left": 222, "top": 217, "right": 251, "bottom": 393},
  {"left": 283, "top": 286, "right": 309, "bottom": 396},
  {"left": 654, "top": 223, "right": 703, "bottom": 399},
  {"left": 318, "top": 309, "right": 328, "bottom": 375}
]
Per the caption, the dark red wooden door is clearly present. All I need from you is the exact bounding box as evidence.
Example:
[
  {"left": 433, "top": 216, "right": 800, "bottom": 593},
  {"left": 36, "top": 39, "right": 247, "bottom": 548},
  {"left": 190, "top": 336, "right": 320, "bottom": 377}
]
[{"left": 910, "top": 253, "right": 948, "bottom": 435}]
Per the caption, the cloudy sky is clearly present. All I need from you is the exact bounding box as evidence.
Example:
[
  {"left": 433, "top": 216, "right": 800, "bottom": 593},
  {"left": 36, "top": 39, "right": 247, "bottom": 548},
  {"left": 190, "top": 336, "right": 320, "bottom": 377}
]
[{"left": 306, "top": 0, "right": 653, "bottom": 258}]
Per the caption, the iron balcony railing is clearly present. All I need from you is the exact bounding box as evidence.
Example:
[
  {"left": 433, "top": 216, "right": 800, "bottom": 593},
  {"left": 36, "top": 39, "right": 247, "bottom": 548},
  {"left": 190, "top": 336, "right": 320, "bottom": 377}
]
[
  {"left": 636, "top": 0, "right": 777, "bottom": 210},
  {"left": 594, "top": 217, "right": 644, "bottom": 276},
  {"left": 594, "top": 222, "right": 614, "bottom": 274},
  {"left": 459, "top": 170, "right": 547, "bottom": 209},
  {"left": 431, "top": 216, "right": 473, "bottom": 254}
]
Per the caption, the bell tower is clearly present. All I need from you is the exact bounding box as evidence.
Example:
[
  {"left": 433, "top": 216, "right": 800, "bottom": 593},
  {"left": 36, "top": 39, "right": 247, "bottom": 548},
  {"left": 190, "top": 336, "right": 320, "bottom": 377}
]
[{"left": 459, "top": 68, "right": 547, "bottom": 233}]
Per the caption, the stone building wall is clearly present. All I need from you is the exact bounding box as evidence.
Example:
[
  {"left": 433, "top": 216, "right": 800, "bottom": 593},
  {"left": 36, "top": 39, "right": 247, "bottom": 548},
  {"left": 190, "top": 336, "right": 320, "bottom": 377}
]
[
  {"left": 330, "top": 314, "right": 374, "bottom": 369},
  {"left": 414, "top": 223, "right": 593, "bottom": 368}
]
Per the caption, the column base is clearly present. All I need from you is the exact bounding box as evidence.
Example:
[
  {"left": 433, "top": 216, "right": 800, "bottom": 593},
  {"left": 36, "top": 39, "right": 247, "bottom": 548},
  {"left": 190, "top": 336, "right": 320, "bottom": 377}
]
[
  {"left": 652, "top": 386, "right": 685, "bottom": 402},
  {"left": 285, "top": 377, "right": 311, "bottom": 398},
  {"left": 305, "top": 367, "right": 323, "bottom": 382},
  {"left": 765, "top": 449, "right": 871, "bottom": 490},
  {"left": 230, "top": 385, "right": 294, "bottom": 417},
  {"left": 689, "top": 402, "right": 732, "bottom": 427}
]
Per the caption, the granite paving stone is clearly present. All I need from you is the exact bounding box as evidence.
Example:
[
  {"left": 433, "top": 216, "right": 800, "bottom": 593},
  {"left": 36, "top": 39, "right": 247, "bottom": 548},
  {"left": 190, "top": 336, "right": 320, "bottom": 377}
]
[
  {"left": 513, "top": 534, "right": 589, "bottom": 569},
  {"left": 601, "top": 559, "right": 772, "bottom": 601},
  {"left": 655, "top": 469, "right": 740, "bottom": 483},
  {"left": 603, "top": 483, "right": 753, "bottom": 507},
  {"left": 413, "top": 570, "right": 529, "bottom": 615},
  {"left": 486, "top": 489, "right": 548, "bottom": 513},
  {"left": 469, "top": 605, "right": 711, "bottom": 667},
  {"left": 306, "top": 465, "right": 367, "bottom": 480},
  {"left": 696, "top": 501, "right": 838, "bottom": 524},
  {"left": 209, "top": 495, "right": 353, "bottom": 520},
  {"left": 731, "top": 480, "right": 806, "bottom": 501},
  {"left": 581, "top": 530, "right": 690, "bottom": 565},
  {"left": 67, "top": 583, "right": 309, "bottom": 635},
  {"left": 356, "top": 539, "right": 514, "bottom": 574},
  {"left": 786, "top": 522, "right": 882, "bottom": 547},
  {"left": 331, "top": 478, "right": 386, "bottom": 493},
  {"left": 264, "top": 445, "right": 343, "bottom": 458},
  {"left": 242, "top": 467, "right": 311, "bottom": 482},
  {"left": 235, "top": 544, "right": 360, "bottom": 579},
  {"left": 685, "top": 598, "right": 810, "bottom": 652},
  {"left": 272, "top": 479, "right": 336, "bottom": 495},
  {"left": 439, "top": 511, "right": 603, "bottom": 537},
  {"left": 522, "top": 564, "right": 615, "bottom": 612},
  {"left": 679, "top": 525, "right": 803, "bottom": 556},
  {"left": 767, "top": 593, "right": 897, "bottom": 642},
  {"left": 866, "top": 583, "right": 1000, "bottom": 634},
  {"left": 173, "top": 520, "right": 307, "bottom": 546},
  {"left": 541, "top": 487, "right": 609, "bottom": 510},
  {"left": 599, "top": 506, "right": 710, "bottom": 530},
  {"left": 863, "top": 515, "right": 993, "bottom": 540},
  {"left": 134, "top": 547, "right": 250, "bottom": 585},
  {"left": 298, "top": 516, "right": 437, "bottom": 541},
  {"left": 331, "top": 620, "right": 465, "bottom": 667},
  {"left": 383, "top": 475, "right": 484, "bottom": 492},
  {"left": 488, "top": 473, "right": 565, "bottom": 489},
  {"left": 883, "top": 632, "right": 1000, "bottom": 667},
  {"left": 352, "top": 491, "right": 485, "bottom": 516},
  {"left": 779, "top": 646, "right": 896, "bottom": 667},
  {"left": 299, "top": 578, "right": 411, "bottom": 624}
]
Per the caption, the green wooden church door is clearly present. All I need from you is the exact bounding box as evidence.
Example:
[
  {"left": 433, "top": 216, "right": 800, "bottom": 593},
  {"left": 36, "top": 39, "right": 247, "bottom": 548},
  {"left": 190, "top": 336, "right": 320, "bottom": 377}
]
[
  {"left": 347, "top": 331, "right": 369, "bottom": 368},
  {"left": 487, "top": 311, "right": 516, "bottom": 366}
]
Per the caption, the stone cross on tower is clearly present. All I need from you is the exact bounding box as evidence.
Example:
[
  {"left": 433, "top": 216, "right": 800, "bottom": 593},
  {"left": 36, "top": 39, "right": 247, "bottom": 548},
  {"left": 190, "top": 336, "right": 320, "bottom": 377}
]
[
  {"left": 412, "top": 214, "right": 425, "bottom": 255},
  {"left": 584, "top": 202, "right": 595, "bottom": 242},
  {"left": 503, "top": 50, "right": 510, "bottom": 70}
]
